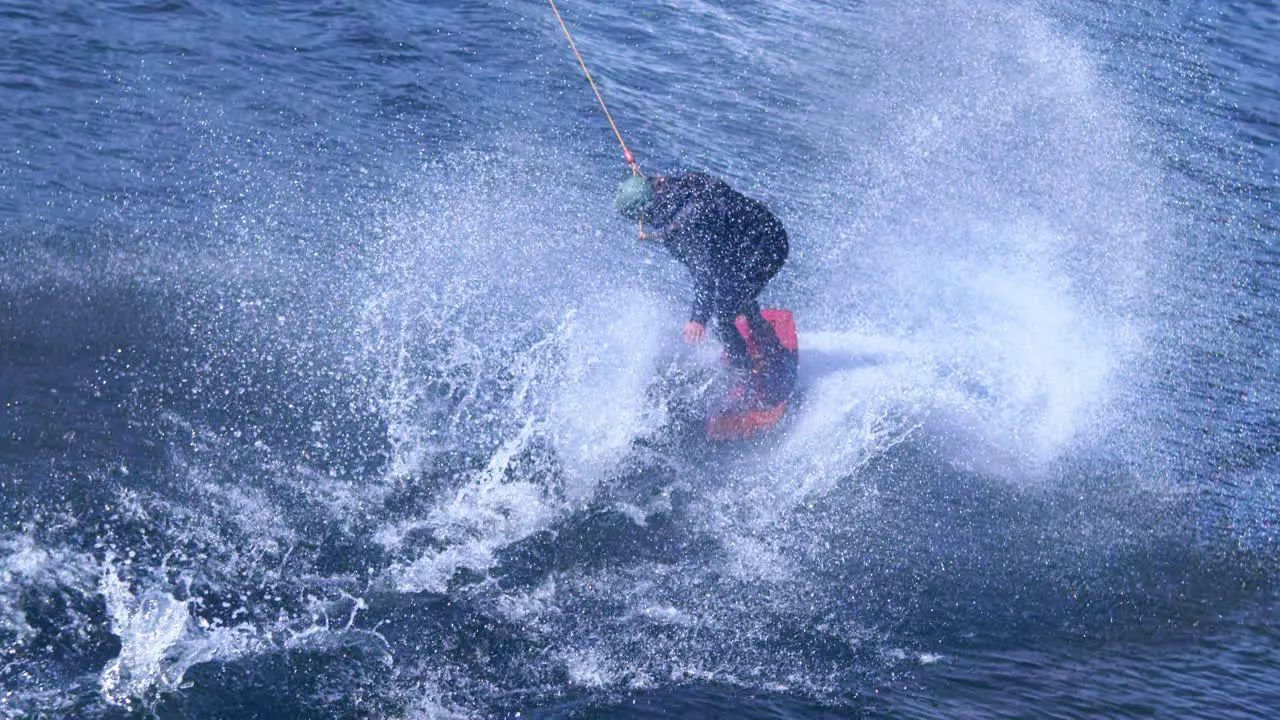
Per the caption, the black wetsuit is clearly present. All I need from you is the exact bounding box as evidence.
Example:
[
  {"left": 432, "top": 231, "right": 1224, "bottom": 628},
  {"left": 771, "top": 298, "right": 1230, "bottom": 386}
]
[{"left": 642, "top": 172, "right": 789, "bottom": 368}]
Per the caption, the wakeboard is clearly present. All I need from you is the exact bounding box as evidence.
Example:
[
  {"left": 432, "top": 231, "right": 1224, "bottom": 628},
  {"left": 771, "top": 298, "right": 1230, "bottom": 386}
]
[{"left": 706, "top": 309, "right": 799, "bottom": 442}]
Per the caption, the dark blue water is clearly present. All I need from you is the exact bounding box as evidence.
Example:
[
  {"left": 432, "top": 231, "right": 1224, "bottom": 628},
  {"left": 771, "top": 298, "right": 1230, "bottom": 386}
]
[{"left": 2, "top": 0, "right": 1277, "bottom": 717}]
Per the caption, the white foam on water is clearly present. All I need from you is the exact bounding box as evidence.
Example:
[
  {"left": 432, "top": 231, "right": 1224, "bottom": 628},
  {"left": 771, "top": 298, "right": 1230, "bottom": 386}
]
[
  {"left": 387, "top": 472, "right": 555, "bottom": 594},
  {"left": 99, "top": 567, "right": 192, "bottom": 707},
  {"left": 364, "top": 160, "right": 707, "bottom": 593},
  {"left": 493, "top": 577, "right": 559, "bottom": 627},
  {"left": 786, "top": 0, "right": 1159, "bottom": 483},
  {"left": 633, "top": 602, "right": 697, "bottom": 627},
  {"left": 98, "top": 562, "right": 266, "bottom": 708},
  {"left": 543, "top": 295, "right": 675, "bottom": 501},
  {"left": 380, "top": 291, "right": 676, "bottom": 588},
  {"left": 396, "top": 679, "right": 478, "bottom": 720},
  {"left": 380, "top": 341, "right": 561, "bottom": 593},
  {"left": 561, "top": 649, "right": 616, "bottom": 688},
  {"left": 920, "top": 254, "right": 1119, "bottom": 474},
  {"left": 0, "top": 534, "right": 99, "bottom": 646}
]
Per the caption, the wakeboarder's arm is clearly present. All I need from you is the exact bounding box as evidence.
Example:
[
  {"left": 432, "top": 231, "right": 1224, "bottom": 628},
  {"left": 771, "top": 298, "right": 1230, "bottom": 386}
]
[{"left": 689, "top": 276, "right": 714, "bottom": 325}]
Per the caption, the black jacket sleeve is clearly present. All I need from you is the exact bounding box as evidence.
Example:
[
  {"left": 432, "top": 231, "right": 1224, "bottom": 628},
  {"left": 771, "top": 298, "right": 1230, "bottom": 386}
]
[
  {"left": 688, "top": 265, "right": 716, "bottom": 325},
  {"left": 664, "top": 201, "right": 720, "bottom": 324}
]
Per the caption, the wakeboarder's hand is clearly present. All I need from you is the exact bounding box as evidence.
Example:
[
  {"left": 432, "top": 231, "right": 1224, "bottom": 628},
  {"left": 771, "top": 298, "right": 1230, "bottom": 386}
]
[{"left": 683, "top": 321, "right": 706, "bottom": 344}]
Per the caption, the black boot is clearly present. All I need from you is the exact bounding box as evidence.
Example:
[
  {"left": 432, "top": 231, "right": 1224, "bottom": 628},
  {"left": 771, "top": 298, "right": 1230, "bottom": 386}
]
[
  {"left": 743, "top": 310, "right": 795, "bottom": 405},
  {"left": 715, "top": 314, "right": 754, "bottom": 372},
  {"left": 745, "top": 310, "right": 785, "bottom": 365}
]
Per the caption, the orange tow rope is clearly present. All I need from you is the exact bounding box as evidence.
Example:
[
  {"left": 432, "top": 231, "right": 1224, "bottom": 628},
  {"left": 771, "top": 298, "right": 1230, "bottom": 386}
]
[{"left": 547, "top": 0, "right": 644, "bottom": 179}]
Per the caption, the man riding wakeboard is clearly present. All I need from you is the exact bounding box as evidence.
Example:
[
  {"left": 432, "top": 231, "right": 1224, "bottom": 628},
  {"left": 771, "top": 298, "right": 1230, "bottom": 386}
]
[{"left": 615, "top": 171, "right": 790, "bottom": 373}]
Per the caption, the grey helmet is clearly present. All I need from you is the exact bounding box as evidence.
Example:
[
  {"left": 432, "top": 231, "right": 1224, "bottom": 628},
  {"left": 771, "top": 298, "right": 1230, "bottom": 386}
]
[{"left": 615, "top": 175, "right": 654, "bottom": 220}]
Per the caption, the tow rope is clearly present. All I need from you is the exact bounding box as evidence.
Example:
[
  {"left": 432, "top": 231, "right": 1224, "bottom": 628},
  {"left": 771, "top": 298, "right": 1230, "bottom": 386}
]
[{"left": 546, "top": 0, "right": 644, "bottom": 179}]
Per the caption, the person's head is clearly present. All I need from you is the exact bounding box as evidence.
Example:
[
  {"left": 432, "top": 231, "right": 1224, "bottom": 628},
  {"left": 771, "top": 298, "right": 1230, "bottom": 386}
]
[{"left": 615, "top": 174, "right": 655, "bottom": 220}]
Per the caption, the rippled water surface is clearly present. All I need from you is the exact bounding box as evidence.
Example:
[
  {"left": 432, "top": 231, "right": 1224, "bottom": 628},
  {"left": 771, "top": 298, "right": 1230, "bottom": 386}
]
[{"left": 2, "top": 0, "right": 1277, "bottom": 717}]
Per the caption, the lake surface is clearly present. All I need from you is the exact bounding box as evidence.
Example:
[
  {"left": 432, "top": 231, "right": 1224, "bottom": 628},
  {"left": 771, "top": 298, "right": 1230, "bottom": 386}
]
[{"left": 2, "top": 0, "right": 1277, "bottom": 717}]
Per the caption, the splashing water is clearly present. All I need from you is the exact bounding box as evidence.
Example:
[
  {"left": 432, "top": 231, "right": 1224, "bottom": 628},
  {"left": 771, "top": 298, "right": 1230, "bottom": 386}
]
[
  {"left": 99, "top": 561, "right": 263, "bottom": 710},
  {"left": 3, "top": 0, "right": 1273, "bottom": 716}
]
